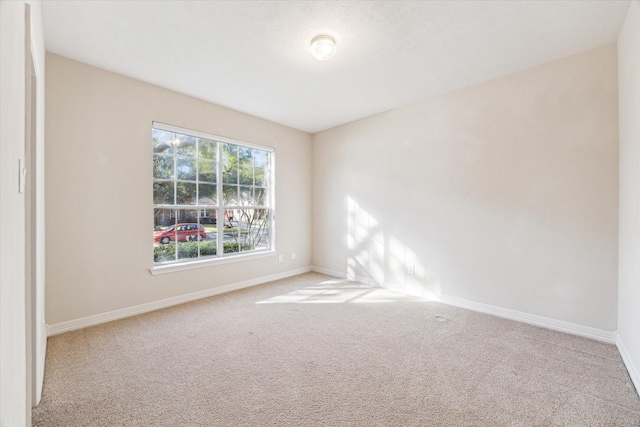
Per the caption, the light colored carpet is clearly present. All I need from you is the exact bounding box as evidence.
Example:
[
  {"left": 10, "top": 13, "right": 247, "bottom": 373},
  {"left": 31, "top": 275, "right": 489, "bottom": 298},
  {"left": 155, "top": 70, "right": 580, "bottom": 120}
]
[{"left": 33, "top": 273, "right": 640, "bottom": 426}]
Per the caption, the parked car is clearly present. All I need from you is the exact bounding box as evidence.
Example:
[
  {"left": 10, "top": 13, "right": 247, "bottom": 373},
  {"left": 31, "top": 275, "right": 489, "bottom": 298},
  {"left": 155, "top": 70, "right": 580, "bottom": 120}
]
[{"left": 154, "top": 223, "right": 206, "bottom": 244}]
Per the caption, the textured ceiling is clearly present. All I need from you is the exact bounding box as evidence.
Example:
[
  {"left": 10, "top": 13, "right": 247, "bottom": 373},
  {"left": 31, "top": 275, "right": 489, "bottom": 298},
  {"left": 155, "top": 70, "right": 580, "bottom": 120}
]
[{"left": 42, "top": 1, "right": 630, "bottom": 134}]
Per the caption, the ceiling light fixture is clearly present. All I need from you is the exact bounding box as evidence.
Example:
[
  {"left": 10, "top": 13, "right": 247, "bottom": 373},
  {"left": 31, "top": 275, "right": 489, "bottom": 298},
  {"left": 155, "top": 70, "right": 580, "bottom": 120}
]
[{"left": 310, "top": 35, "right": 336, "bottom": 61}]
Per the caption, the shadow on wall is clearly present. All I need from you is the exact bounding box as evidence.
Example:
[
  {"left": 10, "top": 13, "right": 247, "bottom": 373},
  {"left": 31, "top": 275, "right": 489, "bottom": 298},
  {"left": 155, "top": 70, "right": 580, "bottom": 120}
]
[{"left": 346, "top": 196, "right": 442, "bottom": 301}]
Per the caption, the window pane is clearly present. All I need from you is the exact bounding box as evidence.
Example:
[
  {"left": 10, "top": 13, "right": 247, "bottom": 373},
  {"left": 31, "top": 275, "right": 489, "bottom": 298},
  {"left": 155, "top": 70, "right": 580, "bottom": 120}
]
[
  {"left": 239, "top": 166, "right": 253, "bottom": 186},
  {"left": 199, "top": 209, "right": 218, "bottom": 225},
  {"left": 176, "top": 182, "right": 197, "bottom": 205},
  {"left": 154, "top": 208, "right": 176, "bottom": 263},
  {"left": 175, "top": 134, "right": 196, "bottom": 157},
  {"left": 223, "top": 185, "right": 238, "bottom": 205},
  {"left": 254, "top": 166, "right": 266, "bottom": 186},
  {"left": 238, "top": 146, "right": 252, "bottom": 167},
  {"left": 240, "top": 186, "right": 253, "bottom": 204},
  {"left": 153, "top": 154, "right": 173, "bottom": 179},
  {"left": 176, "top": 157, "right": 197, "bottom": 181},
  {"left": 176, "top": 210, "right": 200, "bottom": 260},
  {"left": 253, "top": 208, "right": 270, "bottom": 251},
  {"left": 223, "top": 209, "right": 241, "bottom": 255},
  {"left": 200, "top": 209, "right": 217, "bottom": 259},
  {"left": 153, "top": 129, "right": 175, "bottom": 155},
  {"left": 223, "top": 163, "right": 237, "bottom": 184},
  {"left": 198, "top": 184, "right": 216, "bottom": 205},
  {"left": 223, "top": 145, "right": 238, "bottom": 184},
  {"left": 255, "top": 187, "right": 266, "bottom": 206},
  {"left": 223, "top": 143, "right": 238, "bottom": 165},
  {"left": 153, "top": 181, "right": 174, "bottom": 205},
  {"left": 176, "top": 209, "right": 198, "bottom": 225},
  {"left": 254, "top": 150, "right": 267, "bottom": 168},
  {"left": 266, "top": 164, "right": 272, "bottom": 187},
  {"left": 223, "top": 208, "right": 269, "bottom": 255},
  {"left": 198, "top": 139, "right": 217, "bottom": 161},
  {"left": 198, "top": 160, "right": 216, "bottom": 183},
  {"left": 154, "top": 208, "right": 176, "bottom": 229}
]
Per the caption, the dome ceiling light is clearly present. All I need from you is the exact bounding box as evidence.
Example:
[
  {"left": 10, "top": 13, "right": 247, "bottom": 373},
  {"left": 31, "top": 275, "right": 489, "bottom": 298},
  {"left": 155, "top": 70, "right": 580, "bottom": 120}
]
[{"left": 310, "top": 35, "right": 336, "bottom": 61}]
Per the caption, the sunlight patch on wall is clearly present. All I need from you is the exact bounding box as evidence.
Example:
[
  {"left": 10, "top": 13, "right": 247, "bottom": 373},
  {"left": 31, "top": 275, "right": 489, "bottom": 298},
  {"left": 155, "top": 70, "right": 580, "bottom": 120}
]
[{"left": 346, "top": 196, "right": 442, "bottom": 301}]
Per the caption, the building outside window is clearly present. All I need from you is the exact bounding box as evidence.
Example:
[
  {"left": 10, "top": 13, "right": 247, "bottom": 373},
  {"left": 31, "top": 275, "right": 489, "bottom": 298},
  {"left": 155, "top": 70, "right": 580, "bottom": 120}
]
[{"left": 152, "top": 122, "right": 273, "bottom": 265}]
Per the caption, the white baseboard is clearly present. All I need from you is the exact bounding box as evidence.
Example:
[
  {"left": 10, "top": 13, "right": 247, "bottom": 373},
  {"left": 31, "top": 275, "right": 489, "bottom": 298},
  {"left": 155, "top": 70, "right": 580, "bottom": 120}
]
[
  {"left": 440, "top": 294, "right": 616, "bottom": 343},
  {"left": 616, "top": 336, "right": 640, "bottom": 395},
  {"left": 310, "top": 265, "right": 350, "bottom": 278},
  {"left": 50, "top": 265, "right": 618, "bottom": 346},
  {"left": 47, "top": 266, "right": 312, "bottom": 336},
  {"left": 310, "top": 266, "right": 617, "bottom": 344}
]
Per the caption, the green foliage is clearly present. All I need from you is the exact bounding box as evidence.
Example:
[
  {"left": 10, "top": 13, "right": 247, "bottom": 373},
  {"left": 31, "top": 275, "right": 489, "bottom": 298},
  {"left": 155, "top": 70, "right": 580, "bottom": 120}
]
[
  {"left": 153, "top": 155, "right": 173, "bottom": 179},
  {"left": 154, "top": 137, "right": 269, "bottom": 207},
  {"left": 222, "top": 241, "right": 252, "bottom": 253},
  {"left": 176, "top": 157, "right": 197, "bottom": 180},
  {"left": 198, "top": 160, "right": 216, "bottom": 182},
  {"left": 221, "top": 143, "right": 268, "bottom": 203},
  {"left": 198, "top": 140, "right": 217, "bottom": 161},
  {"left": 176, "top": 182, "right": 197, "bottom": 204},
  {"left": 153, "top": 181, "right": 174, "bottom": 205},
  {"left": 154, "top": 241, "right": 252, "bottom": 263}
]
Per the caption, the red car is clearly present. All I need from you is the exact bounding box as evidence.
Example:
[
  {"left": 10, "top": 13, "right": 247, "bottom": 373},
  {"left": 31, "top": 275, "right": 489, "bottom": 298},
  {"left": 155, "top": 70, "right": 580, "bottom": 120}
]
[{"left": 154, "top": 223, "right": 207, "bottom": 244}]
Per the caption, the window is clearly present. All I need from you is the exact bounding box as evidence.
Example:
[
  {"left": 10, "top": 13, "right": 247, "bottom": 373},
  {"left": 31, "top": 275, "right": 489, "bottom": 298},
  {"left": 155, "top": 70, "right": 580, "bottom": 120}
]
[{"left": 152, "top": 122, "right": 273, "bottom": 265}]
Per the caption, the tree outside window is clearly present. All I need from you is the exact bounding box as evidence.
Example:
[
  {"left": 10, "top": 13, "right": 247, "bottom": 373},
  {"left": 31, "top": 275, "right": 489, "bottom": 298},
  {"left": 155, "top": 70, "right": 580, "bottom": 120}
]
[{"left": 152, "top": 123, "right": 273, "bottom": 264}]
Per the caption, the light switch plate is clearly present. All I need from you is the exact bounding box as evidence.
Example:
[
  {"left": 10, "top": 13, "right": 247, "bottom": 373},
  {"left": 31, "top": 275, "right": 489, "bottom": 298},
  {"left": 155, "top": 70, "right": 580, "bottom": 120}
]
[{"left": 18, "top": 159, "right": 26, "bottom": 194}]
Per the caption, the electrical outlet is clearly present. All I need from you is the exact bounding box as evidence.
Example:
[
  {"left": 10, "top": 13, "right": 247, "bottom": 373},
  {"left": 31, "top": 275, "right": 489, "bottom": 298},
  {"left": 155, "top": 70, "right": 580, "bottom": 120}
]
[
  {"left": 292, "top": 252, "right": 296, "bottom": 260},
  {"left": 278, "top": 255, "right": 283, "bottom": 263},
  {"left": 408, "top": 265, "right": 415, "bottom": 275}
]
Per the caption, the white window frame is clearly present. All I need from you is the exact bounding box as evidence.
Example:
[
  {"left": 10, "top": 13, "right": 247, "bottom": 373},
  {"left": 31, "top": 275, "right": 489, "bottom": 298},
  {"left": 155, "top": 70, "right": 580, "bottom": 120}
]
[{"left": 151, "top": 122, "right": 275, "bottom": 274}]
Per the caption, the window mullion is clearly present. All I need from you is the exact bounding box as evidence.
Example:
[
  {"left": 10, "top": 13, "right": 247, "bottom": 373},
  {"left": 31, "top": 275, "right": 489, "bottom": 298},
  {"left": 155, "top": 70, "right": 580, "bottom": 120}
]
[
  {"left": 196, "top": 138, "right": 200, "bottom": 259},
  {"left": 217, "top": 141, "right": 223, "bottom": 258},
  {"left": 173, "top": 142, "right": 178, "bottom": 261}
]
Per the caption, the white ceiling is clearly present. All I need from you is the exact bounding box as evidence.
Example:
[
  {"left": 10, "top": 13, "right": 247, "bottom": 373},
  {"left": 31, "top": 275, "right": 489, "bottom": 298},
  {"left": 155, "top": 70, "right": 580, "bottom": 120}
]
[{"left": 42, "top": 1, "right": 630, "bottom": 134}]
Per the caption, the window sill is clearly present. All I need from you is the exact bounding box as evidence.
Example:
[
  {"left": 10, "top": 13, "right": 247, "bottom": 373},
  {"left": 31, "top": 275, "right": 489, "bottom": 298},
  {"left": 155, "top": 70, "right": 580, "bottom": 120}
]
[{"left": 150, "top": 250, "right": 276, "bottom": 275}]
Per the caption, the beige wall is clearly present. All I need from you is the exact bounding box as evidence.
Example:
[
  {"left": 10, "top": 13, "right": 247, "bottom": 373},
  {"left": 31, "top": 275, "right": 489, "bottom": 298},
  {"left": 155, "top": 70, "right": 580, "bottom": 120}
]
[
  {"left": 617, "top": 0, "right": 640, "bottom": 392},
  {"left": 45, "top": 54, "right": 312, "bottom": 325},
  {"left": 313, "top": 45, "right": 619, "bottom": 331}
]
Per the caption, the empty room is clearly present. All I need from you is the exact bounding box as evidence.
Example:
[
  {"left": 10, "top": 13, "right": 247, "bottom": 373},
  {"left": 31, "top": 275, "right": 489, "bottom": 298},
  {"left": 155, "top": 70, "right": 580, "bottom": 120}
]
[{"left": 2, "top": 0, "right": 640, "bottom": 425}]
